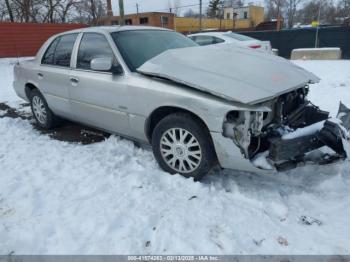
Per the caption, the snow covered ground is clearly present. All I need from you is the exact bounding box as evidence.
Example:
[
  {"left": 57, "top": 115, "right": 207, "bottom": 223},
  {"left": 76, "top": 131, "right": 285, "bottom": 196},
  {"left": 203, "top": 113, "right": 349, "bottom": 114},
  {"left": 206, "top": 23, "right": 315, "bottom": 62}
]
[{"left": 1, "top": 58, "right": 350, "bottom": 255}]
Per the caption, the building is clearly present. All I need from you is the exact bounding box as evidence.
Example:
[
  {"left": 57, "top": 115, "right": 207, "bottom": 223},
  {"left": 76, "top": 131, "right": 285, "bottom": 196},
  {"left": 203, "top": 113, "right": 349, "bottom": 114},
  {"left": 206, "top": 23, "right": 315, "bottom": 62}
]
[
  {"left": 224, "top": 5, "right": 264, "bottom": 27},
  {"left": 101, "top": 6, "right": 264, "bottom": 34},
  {"left": 175, "top": 5, "right": 264, "bottom": 33},
  {"left": 103, "top": 12, "right": 175, "bottom": 30}
]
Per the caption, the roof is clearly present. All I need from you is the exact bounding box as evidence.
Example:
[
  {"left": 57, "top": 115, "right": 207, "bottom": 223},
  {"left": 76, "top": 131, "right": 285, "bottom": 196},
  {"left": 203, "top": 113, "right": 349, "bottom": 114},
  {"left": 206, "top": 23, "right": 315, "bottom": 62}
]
[
  {"left": 188, "top": 32, "right": 229, "bottom": 37},
  {"left": 111, "top": 11, "right": 175, "bottom": 17},
  {"left": 60, "top": 25, "right": 170, "bottom": 35}
]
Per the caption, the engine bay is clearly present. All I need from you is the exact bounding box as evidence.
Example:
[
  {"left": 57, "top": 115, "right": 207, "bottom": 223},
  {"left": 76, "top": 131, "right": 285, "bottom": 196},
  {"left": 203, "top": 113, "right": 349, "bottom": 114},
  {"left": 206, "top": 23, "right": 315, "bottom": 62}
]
[{"left": 223, "top": 86, "right": 350, "bottom": 171}]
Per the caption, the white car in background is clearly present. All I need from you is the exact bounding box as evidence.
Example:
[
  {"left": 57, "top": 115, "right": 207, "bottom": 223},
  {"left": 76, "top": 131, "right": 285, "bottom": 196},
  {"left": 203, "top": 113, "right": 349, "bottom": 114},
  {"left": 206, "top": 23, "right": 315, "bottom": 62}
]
[{"left": 188, "top": 31, "right": 274, "bottom": 54}]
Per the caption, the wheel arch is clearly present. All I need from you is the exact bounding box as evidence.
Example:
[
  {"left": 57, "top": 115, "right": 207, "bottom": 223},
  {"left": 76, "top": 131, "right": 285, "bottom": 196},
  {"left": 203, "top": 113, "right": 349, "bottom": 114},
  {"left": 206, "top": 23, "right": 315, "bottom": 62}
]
[
  {"left": 145, "top": 106, "right": 211, "bottom": 143},
  {"left": 24, "top": 82, "right": 39, "bottom": 99}
]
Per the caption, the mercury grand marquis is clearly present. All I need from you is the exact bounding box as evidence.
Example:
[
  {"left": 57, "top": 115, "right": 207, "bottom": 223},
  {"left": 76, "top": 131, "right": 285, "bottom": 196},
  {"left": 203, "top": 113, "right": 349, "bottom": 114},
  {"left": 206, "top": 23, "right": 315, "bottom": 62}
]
[{"left": 13, "top": 26, "right": 350, "bottom": 180}]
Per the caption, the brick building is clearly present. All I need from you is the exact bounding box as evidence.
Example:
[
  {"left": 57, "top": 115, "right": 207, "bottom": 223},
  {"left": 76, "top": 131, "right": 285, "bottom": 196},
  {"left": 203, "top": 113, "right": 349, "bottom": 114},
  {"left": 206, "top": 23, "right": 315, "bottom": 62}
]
[{"left": 103, "top": 12, "right": 175, "bottom": 30}]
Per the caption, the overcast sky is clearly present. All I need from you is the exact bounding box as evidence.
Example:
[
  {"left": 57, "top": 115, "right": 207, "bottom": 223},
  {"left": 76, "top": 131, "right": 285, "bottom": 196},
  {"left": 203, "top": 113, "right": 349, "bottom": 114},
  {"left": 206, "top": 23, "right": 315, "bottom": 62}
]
[{"left": 112, "top": 0, "right": 265, "bottom": 16}]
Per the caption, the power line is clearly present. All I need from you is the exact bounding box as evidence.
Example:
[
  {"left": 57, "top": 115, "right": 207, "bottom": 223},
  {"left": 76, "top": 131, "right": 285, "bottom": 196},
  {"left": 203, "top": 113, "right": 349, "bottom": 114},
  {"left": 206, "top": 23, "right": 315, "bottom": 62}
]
[{"left": 152, "top": 2, "right": 210, "bottom": 13}]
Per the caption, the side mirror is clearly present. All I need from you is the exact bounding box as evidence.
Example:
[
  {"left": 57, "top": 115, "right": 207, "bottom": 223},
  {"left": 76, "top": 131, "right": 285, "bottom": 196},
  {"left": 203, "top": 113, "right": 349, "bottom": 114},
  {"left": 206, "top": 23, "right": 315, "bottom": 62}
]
[{"left": 90, "top": 57, "right": 112, "bottom": 71}]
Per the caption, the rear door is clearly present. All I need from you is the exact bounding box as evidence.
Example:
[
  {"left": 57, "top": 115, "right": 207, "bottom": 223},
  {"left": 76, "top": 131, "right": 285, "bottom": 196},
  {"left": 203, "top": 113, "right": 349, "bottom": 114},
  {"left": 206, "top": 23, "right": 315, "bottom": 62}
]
[
  {"left": 68, "top": 32, "right": 130, "bottom": 134},
  {"left": 38, "top": 33, "right": 78, "bottom": 117}
]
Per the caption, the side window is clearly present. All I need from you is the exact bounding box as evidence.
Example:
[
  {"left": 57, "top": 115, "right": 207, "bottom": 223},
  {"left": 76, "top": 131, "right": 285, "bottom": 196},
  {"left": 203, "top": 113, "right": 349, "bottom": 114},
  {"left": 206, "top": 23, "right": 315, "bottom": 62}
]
[
  {"left": 77, "top": 33, "right": 117, "bottom": 71},
  {"left": 42, "top": 37, "right": 60, "bottom": 65},
  {"left": 54, "top": 34, "right": 78, "bottom": 67}
]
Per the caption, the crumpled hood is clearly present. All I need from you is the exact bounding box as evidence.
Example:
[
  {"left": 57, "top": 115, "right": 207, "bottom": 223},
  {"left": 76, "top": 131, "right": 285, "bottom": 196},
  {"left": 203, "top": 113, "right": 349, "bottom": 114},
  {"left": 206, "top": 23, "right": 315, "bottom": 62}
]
[{"left": 137, "top": 44, "right": 320, "bottom": 105}]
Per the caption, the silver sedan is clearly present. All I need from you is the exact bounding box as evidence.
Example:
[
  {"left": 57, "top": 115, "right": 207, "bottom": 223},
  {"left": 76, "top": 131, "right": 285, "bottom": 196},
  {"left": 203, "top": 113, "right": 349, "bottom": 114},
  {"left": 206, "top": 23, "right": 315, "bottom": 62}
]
[{"left": 13, "top": 26, "right": 350, "bottom": 180}]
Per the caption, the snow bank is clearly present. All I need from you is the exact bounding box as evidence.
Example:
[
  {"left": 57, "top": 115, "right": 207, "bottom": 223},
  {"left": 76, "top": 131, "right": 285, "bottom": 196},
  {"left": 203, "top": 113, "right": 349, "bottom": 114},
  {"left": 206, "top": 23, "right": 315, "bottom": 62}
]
[
  {"left": 293, "top": 60, "right": 350, "bottom": 117},
  {"left": 1, "top": 59, "right": 350, "bottom": 255}
]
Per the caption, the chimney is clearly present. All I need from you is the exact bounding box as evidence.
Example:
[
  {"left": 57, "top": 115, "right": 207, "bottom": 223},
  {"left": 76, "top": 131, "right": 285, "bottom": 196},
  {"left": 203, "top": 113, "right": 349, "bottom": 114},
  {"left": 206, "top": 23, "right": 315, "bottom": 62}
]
[{"left": 107, "top": 0, "right": 113, "bottom": 16}]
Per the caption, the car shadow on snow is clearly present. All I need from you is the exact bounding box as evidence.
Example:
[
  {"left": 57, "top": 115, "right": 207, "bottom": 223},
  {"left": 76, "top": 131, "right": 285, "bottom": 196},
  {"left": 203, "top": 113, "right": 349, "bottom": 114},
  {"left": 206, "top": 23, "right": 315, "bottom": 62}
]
[
  {"left": 0, "top": 102, "right": 110, "bottom": 144},
  {"left": 1, "top": 102, "right": 347, "bottom": 192}
]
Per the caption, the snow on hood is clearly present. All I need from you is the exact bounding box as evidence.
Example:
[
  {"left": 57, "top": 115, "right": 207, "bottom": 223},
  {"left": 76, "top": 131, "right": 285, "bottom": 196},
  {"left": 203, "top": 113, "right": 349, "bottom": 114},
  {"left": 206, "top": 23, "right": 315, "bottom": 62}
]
[{"left": 137, "top": 44, "right": 320, "bottom": 105}]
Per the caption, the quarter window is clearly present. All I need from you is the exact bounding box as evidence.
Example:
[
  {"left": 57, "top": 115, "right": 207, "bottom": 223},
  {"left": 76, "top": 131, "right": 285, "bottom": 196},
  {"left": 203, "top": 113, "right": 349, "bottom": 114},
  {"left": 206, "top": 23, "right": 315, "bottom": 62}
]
[
  {"left": 192, "top": 35, "right": 215, "bottom": 46},
  {"left": 42, "top": 34, "right": 78, "bottom": 67},
  {"left": 213, "top": 37, "right": 225, "bottom": 44},
  {"left": 54, "top": 34, "right": 78, "bottom": 67},
  {"left": 77, "top": 33, "right": 117, "bottom": 71},
  {"left": 42, "top": 37, "right": 60, "bottom": 65}
]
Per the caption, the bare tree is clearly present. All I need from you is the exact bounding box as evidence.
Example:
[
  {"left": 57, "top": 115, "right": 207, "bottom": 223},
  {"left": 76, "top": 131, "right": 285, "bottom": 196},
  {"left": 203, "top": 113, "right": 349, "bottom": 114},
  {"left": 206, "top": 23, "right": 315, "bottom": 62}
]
[
  {"left": 183, "top": 8, "right": 200, "bottom": 17},
  {"left": 336, "top": 0, "right": 350, "bottom": 18},
  {"left": 265, "top": 0, "right": 287, "bottom": 29},
  {"left": 4, "top": 0, "right": 14, "bottom": 22},
  {"left": 167, "top": 0, "right": 182, "bottom": 16},
  {"left": 73, "top": 0, "right": 106, "bottom": 25},
  {"left": 0, "top": 0, "right": 106, "bottom": 24},
  {"left": 296, "top": 0, "right": 337, "bottom": 25},
  {"left": 285, "top": 0, "right": 302, "bottom": 28}
]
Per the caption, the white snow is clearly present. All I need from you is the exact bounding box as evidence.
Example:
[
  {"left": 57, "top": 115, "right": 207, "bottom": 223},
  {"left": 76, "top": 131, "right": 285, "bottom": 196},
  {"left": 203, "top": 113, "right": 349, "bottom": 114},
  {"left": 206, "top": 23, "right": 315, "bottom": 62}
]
[
  {"left": 1, "top": 58, "right": 350, "bottom": 255},
  {"left": 251, "top": 151, "right": 274, "bottom": 170},
  {"left": 282, "top": 121, "right": 325, "bottom": 140}
]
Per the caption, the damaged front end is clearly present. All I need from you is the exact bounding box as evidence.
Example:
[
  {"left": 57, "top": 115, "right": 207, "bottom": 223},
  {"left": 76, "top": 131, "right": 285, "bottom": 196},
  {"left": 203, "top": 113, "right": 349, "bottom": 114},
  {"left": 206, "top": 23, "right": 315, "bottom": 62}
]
[{"left": 223, "top": 86, "right": 350, "bottom": 172}]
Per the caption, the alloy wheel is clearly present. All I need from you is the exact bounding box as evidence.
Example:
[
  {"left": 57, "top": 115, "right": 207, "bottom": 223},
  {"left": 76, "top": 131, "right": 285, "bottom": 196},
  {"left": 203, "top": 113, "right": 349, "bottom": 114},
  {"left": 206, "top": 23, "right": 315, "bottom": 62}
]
[
  {"left": 160, "top": 128, "right": 202, "bottom": 173},
  {"left": 32, "top": 96, "right": 47, "bottom": 125}
]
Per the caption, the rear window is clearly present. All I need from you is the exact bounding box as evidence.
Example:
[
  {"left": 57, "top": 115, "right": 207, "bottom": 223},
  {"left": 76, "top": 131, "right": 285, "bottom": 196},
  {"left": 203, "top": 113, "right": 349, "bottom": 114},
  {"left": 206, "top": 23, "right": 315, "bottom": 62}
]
[{"left": 42, "top": 34, "right": 78, "bottom": 67}]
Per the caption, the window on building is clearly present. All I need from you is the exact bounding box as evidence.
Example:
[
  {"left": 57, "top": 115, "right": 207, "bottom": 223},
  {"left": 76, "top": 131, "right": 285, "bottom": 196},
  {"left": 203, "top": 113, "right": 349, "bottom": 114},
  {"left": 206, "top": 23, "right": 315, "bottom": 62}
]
[
  {"left": 111, "top": 20, "right": 119, "bottom": 25},
  {"left": 125, "top": 19, "right": 132, "bottom": 25},
  {"left": 244, "top": 11, "right": 248, "bottom": 19},
  {"left": 42, "top": 34, "right": 78, "bottom": 67},
  {"left": 77, "top": 33, "right": 118, "bottom": 72},
  {"left": 226, "top": 13, "right": 230, "bottom": 19},
  {"left": 139, "top": 17, "right": 149, "bottom": 24},
  {"left": 160, "top": 16, "right": 169, "bottom": 27}
]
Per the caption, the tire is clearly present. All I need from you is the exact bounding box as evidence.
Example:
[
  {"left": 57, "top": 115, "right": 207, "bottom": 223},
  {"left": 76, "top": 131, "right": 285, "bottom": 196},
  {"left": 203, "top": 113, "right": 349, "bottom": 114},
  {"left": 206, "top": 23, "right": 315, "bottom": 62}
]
[
  {"left": 29, "top": 89, "right": 61, "bottom": 129},
  {"left": 152, "top": 113, "right": 216, "bottom": 180}
]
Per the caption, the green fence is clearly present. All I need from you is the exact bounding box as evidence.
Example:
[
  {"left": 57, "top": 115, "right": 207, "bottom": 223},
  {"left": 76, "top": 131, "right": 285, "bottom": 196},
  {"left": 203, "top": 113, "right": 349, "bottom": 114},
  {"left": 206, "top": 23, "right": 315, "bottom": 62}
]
[{"left": 241, "top": 26, "right": 350, "bottom": 59}]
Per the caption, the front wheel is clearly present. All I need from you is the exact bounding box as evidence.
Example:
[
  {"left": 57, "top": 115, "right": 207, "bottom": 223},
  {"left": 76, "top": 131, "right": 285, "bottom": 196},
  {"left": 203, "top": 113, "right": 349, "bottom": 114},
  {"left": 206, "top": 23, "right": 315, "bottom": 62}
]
[{"left": 152, "top": 113, "right": 216, "bottom": 180}]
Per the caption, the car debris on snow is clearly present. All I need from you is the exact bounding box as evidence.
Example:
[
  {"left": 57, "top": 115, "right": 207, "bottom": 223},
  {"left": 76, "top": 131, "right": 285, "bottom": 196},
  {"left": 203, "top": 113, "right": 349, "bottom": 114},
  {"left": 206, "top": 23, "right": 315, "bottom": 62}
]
[{"left": 300, "top": 215, "right": 322, "bottom": 226}]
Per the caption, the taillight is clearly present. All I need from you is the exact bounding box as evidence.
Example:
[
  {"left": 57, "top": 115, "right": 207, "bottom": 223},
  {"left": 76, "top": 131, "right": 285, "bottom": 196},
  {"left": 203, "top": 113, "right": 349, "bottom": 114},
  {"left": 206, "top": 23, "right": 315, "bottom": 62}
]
[{"left": 249, "top": 45, "right": 261, "bottom": 49}]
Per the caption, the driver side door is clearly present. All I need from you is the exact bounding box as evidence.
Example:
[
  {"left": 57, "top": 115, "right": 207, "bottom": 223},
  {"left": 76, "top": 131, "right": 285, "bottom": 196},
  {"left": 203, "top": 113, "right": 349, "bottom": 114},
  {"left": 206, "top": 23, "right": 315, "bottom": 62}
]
[{"left": 69, "top": 32, "right": 130, "bottom": 135}]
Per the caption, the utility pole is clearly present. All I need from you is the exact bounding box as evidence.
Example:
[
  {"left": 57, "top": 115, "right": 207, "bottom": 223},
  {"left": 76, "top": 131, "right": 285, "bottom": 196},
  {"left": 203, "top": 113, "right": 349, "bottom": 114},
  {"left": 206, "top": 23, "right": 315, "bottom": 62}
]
[
  {"left": 119, "top": 0, "right": 125, "bottom": 25},
  {"left": 199, "top": 0, "right": 203, "bottom": 31},
  {"left": 136, "top": 3, "right": 139, "bottom": 14},
  {"left": 276, "top": 0, "right": 281, "bottom": 31},
  {"left": 315, "top": 0, "right": 322, "bottom": 48}
]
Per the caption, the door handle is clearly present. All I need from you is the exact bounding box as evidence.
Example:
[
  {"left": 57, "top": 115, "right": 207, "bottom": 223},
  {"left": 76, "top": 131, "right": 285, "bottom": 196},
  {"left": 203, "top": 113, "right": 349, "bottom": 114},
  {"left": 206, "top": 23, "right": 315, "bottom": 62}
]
[
  {"left": 69, "top": 77, "right": 79, "bottom": 85},
  {"left": 37, "top": 73, "right": 44, "bottom": 79}
]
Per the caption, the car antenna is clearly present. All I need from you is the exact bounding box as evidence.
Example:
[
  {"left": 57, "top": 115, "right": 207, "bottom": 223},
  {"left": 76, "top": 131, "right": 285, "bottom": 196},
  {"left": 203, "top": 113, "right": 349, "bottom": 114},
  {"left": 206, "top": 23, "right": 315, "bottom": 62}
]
[{"left": 10, "top": 22, "right": 20, "bottom": 65}]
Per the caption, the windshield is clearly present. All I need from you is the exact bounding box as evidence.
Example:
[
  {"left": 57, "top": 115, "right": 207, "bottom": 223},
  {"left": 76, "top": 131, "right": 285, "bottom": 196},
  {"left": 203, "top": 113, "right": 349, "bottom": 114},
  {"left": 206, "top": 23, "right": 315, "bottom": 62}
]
[
  {"left": 224, "top": 32, "right": 255, "bottom": 41},
  {"left": 111, "top": 30, "right": 197, "bottom": 71}
]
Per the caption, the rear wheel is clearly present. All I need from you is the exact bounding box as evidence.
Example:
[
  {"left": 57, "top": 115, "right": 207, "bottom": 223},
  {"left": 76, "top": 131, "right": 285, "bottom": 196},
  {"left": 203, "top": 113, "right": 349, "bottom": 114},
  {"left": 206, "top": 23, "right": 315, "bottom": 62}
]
[
  {"left": 29, "top": 89, "right": 61, "bottom": 129},
  {"left": 152, "top": 113, "right": 216, "bottom": 180}
]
